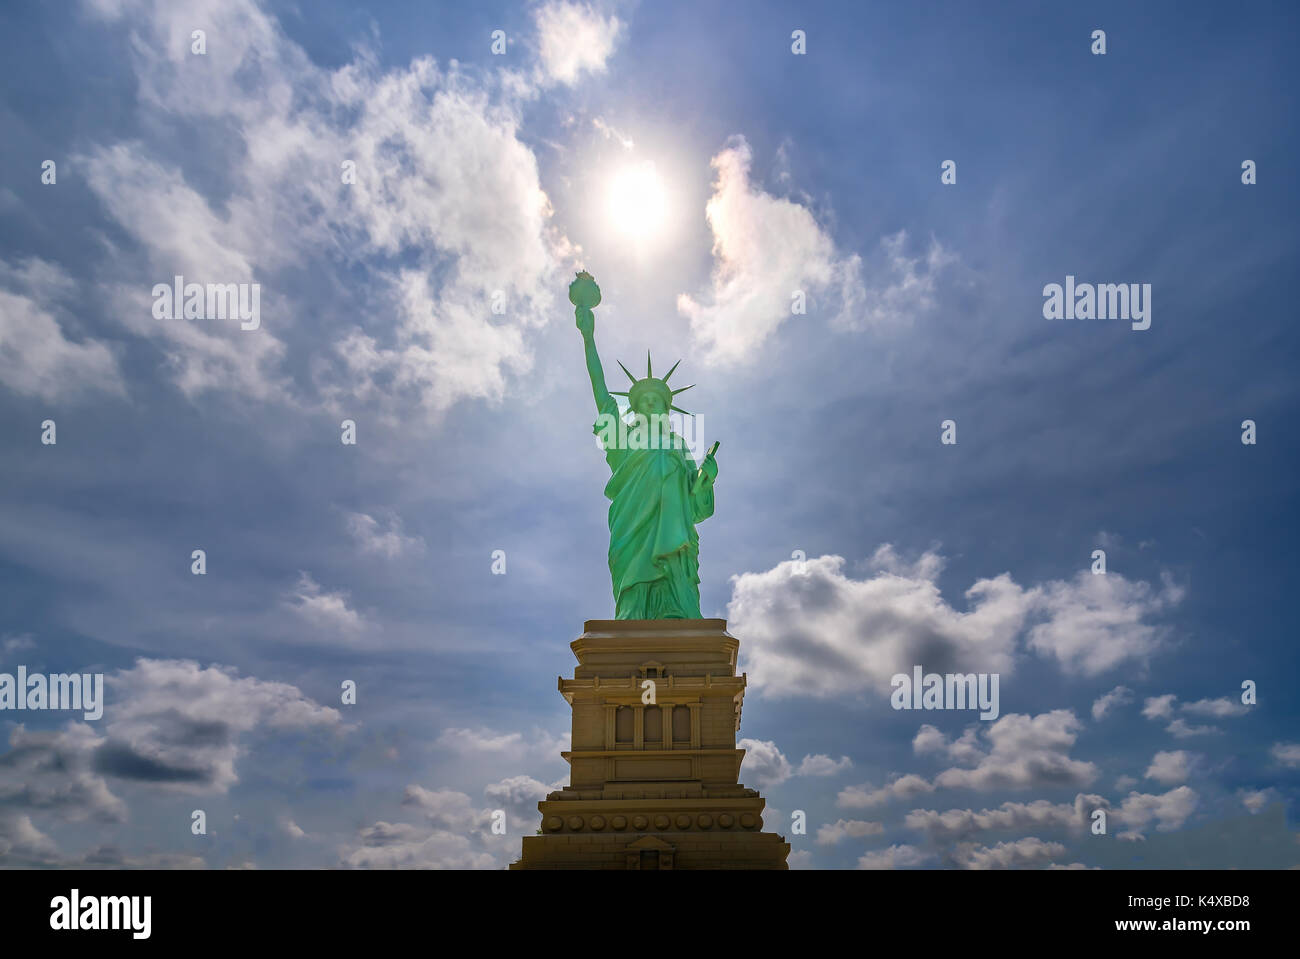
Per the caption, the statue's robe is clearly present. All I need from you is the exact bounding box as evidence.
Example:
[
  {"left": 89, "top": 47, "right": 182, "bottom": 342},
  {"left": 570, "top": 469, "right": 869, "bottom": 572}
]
[{"left": 593, "top": 395, "right": 714, "bottom": 619}]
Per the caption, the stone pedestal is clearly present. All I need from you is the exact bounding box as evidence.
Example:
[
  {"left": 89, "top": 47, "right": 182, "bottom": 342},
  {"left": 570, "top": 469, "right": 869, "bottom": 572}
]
[{"left": 511, "top": 619, "right": 789, "bottom": 870}]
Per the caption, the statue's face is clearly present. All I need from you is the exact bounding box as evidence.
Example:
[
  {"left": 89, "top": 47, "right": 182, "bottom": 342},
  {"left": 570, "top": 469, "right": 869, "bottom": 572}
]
[{"left": 635, "top": 391, "right": 667, "bottom": 418}]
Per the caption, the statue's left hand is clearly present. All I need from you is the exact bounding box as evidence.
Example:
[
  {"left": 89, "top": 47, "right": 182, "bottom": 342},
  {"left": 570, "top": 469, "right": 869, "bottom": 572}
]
[{"left": 700, "top": 450, "right": 718, "bottom": 482}]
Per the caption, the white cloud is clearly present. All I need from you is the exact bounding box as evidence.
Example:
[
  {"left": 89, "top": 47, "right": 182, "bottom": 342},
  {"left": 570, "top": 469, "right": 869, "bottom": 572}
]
[
  {"left": 1180, "top": 697, "right": 1249, "bottom": 718},
  {"left": 0, "top": 723, "right": 125, "bottom": 827},
  {"left": 439, "top": 727, "right": 526, "bottom": 755},
  {"left": 1271, "top": 742, "right": 1300, "bottom": 768},
  {"left": 285, "top": 572, "right": 366, "bottom": 637},
  {"left": 1091, "top": 685, "right": 1134, "bottom": 720},
  {"left": 1, "top": 634, "right": 35, "bottom": 655},
  {"left": 740, "top": 741, "right": 852, "bottom": 787},
  {"left": 951, "top": 837, "right": 1067, "bottom": 870},
  {"left": 729, "top": 550, "right": 1030, "bottom": 699},
  {"left": 676, "top": 136, "right": 869, "bottom": 365},
  {"left": 84, "top": 847, "right": 208, "bottom": 869},
  {"left": 0, "top": 659, "right": 340, "bottom": 864},
  {"left": 905, "top": 794, "right": 1100, "bottom": 841},
  {"left": 0, "top": 815, "right": 61, "bottom": 864},
  {"left": 815, "top": 819, "right": 884, "bottom": 845},
  {"left": 1239, "top": 788, "right": 1279, "bottom": 814},
  {"left": 786, "top": 849, "right": 815, "bottom": 869},
  {"left": 832, "top": 230, "right": 956, "bottom": 334},
  {"left": 402, "top": 786, "right": 493, "bottom": 833},
  {"left": 913, "top": 724, "right": 947, "bottom": 755},
  {"left": 837, "top": 774, "right": 935, "bottom": 809},
  {"left": 1165, "top": 718, "right": 1220, "bottom": 739},
  {"left": 1141, "top": 694, "right": 1178, "bottom": 720},
  {"left": 1144, "top": 750, "right": 1196, "bottom": 785},
  {"left": 932, "top": 711, "right": 1098, "bottom": 792},
  {"left": 533, "top": 1, "right": 623, "bottom": 86},
  {"left": 341, "top": 821, "right": 502, "bottom": 870},
  {"left": 1138, "top": 692, "right": 1251, "bottom": 737},
  {"left": 345, "top": 511, "right": 425, "bottom": 558},
  {"left": 1140, "top": 693, "right": 1246, "bottom": 738},
  {"left": 912, "top": 725, "right": 982, "bottom": 765},
  {"left": 1111, "top": 786, "right": 1197, "bottom": 838},
  {"left": 738, "top": 739, "right": 793, "bottom": 788},
  {"left": 592, "top": 116, "right": 634, "bottom": 150},
  {"left": 79, "top": 0, "right": 571, "bottom": 417},
  {"left": 83, "top": 146, "right": 291, "bottom": 403},
  {"left": 435, "top": 726, "right": 568, "bottom": 764},
  {"left": 101, "top": 657, "right": 343, "bottom": 792},
  {"left": 728, "top": 549, "right": 1181, "bottom": 700},
  {"left": 342, "top": 783, "right": 519, "bottom": 869},
  {"left": 1095, "top": 530, "right": 1122, "bottom": 550},
  {"left": 1026, "top": 572, "right": 1184, "bottom": 676},
  {"left": 857, "top": 844, "right": 930, "bottom": 870},
  {"left": 795, "top": 753, "right": 853, "bottom": 777},
  {"left": 0, "top": 258, "right": 124, "bottom": 402},
  {"left": 483, "top": 775, "right": 553, "bottom": 809},
  {"left": 483, "top": 775, "right": 554, "bottom": 830}
]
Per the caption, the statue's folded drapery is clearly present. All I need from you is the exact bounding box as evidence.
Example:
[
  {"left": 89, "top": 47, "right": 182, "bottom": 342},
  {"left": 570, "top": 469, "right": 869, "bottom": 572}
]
[{"left": 593, "top": 395, "right": 714, "bottom": 619}]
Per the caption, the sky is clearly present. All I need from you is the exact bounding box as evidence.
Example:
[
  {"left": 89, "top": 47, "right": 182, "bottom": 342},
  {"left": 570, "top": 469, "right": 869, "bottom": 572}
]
[{"left": 0, "top": 0, "right": 1297, "bottom": 870}]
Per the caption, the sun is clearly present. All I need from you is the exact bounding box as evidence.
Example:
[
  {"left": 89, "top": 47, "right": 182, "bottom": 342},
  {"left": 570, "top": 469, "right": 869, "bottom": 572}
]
[{"left": 606, "top": 161, "right": 667, "bottom": 241}]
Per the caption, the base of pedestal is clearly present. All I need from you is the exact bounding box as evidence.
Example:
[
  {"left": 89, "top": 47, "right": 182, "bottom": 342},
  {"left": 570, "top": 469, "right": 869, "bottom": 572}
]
[
  {"left": 510, "top": 795, "right": 790, "bottom": 870},
  {"left": 511, "top": 618, "right": 790, "bottom": 870},
  {"left": 511, "top": 831, "right": 789, "bottom": 870}
]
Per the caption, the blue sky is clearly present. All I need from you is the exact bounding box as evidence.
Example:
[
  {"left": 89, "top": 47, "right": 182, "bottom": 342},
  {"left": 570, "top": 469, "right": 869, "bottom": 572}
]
[{"left": 0, "top": 0, "right": 1296, "bottom": 869}]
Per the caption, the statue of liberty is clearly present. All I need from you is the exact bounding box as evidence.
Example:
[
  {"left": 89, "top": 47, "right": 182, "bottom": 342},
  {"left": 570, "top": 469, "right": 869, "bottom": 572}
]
[{"left": 570, "top": 271, "right": 720, "bottom": 620}]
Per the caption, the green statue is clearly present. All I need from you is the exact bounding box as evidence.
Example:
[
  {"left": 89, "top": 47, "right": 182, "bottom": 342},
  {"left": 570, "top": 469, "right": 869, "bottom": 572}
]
[{"left": 571, "top": 271, "right": 720, "bottom": 620}]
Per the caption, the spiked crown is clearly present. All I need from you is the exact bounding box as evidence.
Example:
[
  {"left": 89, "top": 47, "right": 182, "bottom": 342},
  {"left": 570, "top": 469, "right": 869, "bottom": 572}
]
[{"left": 610, "top": 351, "right": 694, "bottom": 415}]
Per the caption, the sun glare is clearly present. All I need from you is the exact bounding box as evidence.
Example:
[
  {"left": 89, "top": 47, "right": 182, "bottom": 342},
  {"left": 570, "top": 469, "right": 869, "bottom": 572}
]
[{"left": 606, "top": 161, "right": 667, "bottom": 241}]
